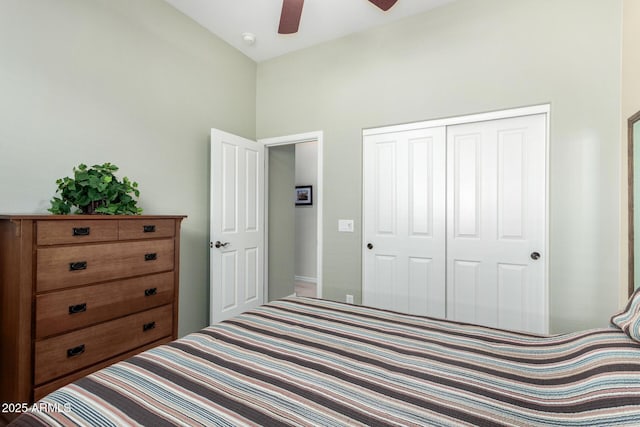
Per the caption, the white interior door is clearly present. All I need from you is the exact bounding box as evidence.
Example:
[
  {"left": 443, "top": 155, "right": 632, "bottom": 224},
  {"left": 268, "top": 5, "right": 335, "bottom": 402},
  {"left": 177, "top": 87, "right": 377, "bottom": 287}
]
[
  {"left": 363, "top": 127, "right": 447, "bottom": 317},
  {"left": 446, "top": 114, "right": 546, "bottom": 333},
  {"left": 210, "top": 129, "right": 265, "bottom": 324}
]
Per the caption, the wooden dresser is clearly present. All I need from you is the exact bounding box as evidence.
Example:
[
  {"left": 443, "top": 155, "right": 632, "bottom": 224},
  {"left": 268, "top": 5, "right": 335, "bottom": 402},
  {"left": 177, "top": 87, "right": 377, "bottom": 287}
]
[{"left": 0, "top": 215, "right": 185, "bottom": 408}]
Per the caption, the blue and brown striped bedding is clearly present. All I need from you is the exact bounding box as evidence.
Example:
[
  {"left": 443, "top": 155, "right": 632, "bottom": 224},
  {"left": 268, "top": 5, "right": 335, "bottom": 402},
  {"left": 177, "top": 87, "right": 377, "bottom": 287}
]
[{"left": 12, "top": 297, "right": 640, "bottom": 426}]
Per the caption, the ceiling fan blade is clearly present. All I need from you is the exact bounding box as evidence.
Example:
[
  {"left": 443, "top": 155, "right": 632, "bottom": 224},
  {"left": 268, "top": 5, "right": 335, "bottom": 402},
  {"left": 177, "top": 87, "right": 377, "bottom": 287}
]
[
  {"left": 369, "top": 0, "right": 398, "bottom": 11},
  {"left": 278, "top": 0, "right": 304, "bottom": 34}
]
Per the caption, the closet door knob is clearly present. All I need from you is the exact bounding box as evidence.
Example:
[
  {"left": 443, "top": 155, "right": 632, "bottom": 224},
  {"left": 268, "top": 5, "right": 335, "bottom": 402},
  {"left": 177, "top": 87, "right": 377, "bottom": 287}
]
[
  {"left": 367, "top": 243, "right": 374, "bottom": 250},
  {"left": 530, "top": 251, "right": 541, "bottom": 260},
  {"left": 215, "top": 241, "right": 230, "bottom": 249}
]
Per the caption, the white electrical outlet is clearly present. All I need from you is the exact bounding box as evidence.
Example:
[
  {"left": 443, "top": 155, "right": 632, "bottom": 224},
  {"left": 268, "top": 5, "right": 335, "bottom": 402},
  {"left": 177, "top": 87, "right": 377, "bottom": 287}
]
[{"left": 346, "top": 294, "right": 354, "bottom": 304}]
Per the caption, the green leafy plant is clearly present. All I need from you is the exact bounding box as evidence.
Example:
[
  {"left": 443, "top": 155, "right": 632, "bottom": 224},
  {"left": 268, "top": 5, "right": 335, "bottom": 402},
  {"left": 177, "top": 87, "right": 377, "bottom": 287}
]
[{"left": 49, "top": 163, "right": 142, "bottom": 215}]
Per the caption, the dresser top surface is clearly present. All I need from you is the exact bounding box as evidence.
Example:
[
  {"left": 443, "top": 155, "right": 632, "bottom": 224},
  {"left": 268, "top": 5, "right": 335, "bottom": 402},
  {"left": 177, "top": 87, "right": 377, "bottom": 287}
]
[{"left": 0, "top": 214, "right": 187, "bottom": 220}]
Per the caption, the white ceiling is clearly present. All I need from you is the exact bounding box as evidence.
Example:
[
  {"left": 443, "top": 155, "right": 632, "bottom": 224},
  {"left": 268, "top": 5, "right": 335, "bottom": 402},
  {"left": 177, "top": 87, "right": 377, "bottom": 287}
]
[{"left": 164, "top": 0, "right": 456, "bottom": 62}]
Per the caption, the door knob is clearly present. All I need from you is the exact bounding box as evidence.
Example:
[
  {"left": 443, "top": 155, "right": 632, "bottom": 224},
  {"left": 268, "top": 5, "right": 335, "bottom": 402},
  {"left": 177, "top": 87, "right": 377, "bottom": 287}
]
[
  {"left": 530, "top": 251, "right": 541, "bottom": 260},
  {"left": 215, "top": 241, "right": 230, "bottom": 249},
  {"left": 367, "top": 243, "right": 374, "bottom": 250}
]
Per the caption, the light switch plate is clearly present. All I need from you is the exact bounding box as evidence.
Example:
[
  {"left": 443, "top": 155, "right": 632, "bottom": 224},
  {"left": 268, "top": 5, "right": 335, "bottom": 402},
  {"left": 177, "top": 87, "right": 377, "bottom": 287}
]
[{"left": 338, "top": 219, "right": 354, "bottom": 232}]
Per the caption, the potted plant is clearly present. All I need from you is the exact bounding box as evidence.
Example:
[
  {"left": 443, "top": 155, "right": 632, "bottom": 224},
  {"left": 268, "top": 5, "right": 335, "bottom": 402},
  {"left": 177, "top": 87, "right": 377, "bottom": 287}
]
[{"left": 49, "top": 163, "right": 142, "bottom": 215}]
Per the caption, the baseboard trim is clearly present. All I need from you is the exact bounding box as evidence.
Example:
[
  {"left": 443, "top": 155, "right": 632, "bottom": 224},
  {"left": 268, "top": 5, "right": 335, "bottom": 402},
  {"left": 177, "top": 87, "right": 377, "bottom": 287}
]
[{"left": 295, "top": 275, "right": 317, "bottom": 284}]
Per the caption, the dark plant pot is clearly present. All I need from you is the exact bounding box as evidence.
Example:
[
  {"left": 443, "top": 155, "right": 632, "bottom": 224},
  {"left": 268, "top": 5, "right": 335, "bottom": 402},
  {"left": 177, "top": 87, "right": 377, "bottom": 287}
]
[{"left": 80, "top": 200, "right": 105, "bottom": 215}]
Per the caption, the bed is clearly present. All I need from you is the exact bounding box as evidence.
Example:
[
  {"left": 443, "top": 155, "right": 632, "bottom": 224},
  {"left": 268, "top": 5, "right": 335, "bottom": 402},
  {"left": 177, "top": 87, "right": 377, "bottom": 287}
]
[{"left": 11, "top": 295, "right": 640, "bottom": 426}]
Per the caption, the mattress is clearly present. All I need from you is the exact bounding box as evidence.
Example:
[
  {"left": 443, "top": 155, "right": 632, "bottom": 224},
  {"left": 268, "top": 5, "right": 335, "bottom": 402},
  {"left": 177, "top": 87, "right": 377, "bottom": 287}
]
[{"left": 11, "top": 297, "right": 640, "bottom": 426}]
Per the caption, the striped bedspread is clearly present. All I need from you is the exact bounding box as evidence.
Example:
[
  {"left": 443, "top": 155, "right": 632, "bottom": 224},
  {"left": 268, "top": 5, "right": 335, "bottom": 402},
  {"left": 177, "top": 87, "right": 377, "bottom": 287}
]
[{"left": 12, "top": 297, "right": 640, "bottom": 426}]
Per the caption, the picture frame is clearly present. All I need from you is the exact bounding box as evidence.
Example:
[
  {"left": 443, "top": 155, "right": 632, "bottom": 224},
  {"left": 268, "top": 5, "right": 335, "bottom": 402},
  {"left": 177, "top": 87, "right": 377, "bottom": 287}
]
[{"left": 295, "top": 185, "right": 313, "bottom": 206}]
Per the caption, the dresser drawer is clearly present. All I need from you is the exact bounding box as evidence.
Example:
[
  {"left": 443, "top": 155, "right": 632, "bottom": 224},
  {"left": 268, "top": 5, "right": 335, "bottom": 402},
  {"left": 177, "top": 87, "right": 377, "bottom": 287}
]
[
  {"left": 118, "top": 219, "right": 175, "bottom": 240},
  {"left": 33, "top": 338, "right": 172, "bottom": 402},
  {"left": 37, "top": 239, "right": 174, "bottom": 292},
  {"left": 36, "top": 220, "right": 118, "bottom": 245},
  {"left": 34, "top": 304, "right": 173, "bottom": 385},
  {"left": 35, "top": 271, "right": 174, "bottom": 339}
]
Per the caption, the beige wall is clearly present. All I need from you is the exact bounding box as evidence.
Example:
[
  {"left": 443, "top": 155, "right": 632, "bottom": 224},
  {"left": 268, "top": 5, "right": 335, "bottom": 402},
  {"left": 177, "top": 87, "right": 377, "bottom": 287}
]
[
  {"left": 621, "top": 0, "right": 640, "bottom": 305},
  {"left": 0, "top": 0, "right": 630, "bottom": 335},
  {"left": 0, "top": 0, "right": 257, "bottom": 336},
  {"left": 257, "top": 0, "right": 623, "bottom": 333},
  {"left": 623, "top": 0, "right": 640, "bottom": 126}
]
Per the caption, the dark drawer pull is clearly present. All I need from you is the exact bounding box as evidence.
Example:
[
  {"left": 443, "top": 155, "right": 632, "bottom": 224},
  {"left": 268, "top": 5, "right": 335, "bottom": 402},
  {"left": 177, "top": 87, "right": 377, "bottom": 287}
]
[
  {"left": 143, "top": 225, "right": 156, "bottom": 233},
  {"left": 72, "top": 227, "right": 91, "bottom": 236},
  {"left": 69, "top": 261, "right": 87, "bottom": 271},
  {"left": 67, "top": 344, "right": 85, "bottom": 358},
  {"left": 144, "top": 253, "right": 157, "bottom": 261},
  {"left": 143, "top": 321, "right": 156, "bottom": 332},
  {"left": 68, "top": 303, "right": 87, "bottom": 314},
  {"left": 144, "top": 287, "right": 157, "bottom": 297}
]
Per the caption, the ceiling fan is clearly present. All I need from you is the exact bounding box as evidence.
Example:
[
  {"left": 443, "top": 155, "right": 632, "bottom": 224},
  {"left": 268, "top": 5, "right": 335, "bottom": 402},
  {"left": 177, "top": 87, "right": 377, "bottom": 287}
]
[{"left": 278, "top": 0, "right": 399, "bottom": 34}]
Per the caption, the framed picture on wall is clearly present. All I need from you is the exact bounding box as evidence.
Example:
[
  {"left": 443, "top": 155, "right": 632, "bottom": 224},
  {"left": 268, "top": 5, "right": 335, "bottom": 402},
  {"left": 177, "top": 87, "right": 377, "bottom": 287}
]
[{"left": 295, "top": 185, "right": 313, "bottom": 206}]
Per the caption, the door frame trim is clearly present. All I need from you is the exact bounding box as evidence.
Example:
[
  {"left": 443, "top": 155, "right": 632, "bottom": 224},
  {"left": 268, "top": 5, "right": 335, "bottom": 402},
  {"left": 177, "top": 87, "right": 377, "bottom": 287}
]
[
  {"left": 259, "top": 131, "right": 324, "bottom": 300},
  {"left": 364, "top": 104, "right": 550, "bottom": 136},
  {"left": 362, "top": 104, "right": 550, "bottom": 332}
]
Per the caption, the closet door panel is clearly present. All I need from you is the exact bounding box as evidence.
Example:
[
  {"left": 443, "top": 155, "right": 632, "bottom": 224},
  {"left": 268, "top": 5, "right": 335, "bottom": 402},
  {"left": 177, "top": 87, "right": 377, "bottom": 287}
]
[
  {"left": 375, "top": 142, "right": 397, "bottom": 236},
  {"left": 498, "top": 130, "right": 526, "bottom": 239},
  {"left": 450, "top": 260, "right": 480, "bottom": 324},
  {"left": 408, "top": 257, "right": 433, "bottom": 315},
  {"left": 409, "top": 138, "right": 433, "bottom": 237},
  {"left": 452, "top": 134, "right": 481, "bottom": 238},
  {"left": 363, "top": 127, "right": 446, "bottom": 318},
  {"left": 446, "top": 114, "right": 546, "bottom": 333},
  {"left": 497, "top": 263, "right": 528, "bottom": 332},
  {"left": 367, "top": 254, "right": 397, "bottom": 311}
]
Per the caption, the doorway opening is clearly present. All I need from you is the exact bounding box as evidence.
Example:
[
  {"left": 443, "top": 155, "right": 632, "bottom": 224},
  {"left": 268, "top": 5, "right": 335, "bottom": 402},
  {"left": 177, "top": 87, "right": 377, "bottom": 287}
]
[{"left": 260, "top": 131, "right": 323, "bottom": 300}]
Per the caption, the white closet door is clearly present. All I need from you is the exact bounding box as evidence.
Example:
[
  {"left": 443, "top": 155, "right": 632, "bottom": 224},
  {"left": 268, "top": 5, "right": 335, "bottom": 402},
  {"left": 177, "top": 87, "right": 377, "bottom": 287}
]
[
  {"left": 363, "top": 127, "right": 446, "bottom": 317},
  {"left": 446, "top": 114, "right": 546, "bottom": 333}
]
